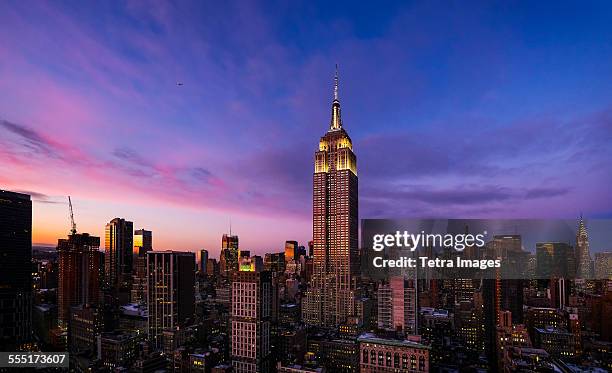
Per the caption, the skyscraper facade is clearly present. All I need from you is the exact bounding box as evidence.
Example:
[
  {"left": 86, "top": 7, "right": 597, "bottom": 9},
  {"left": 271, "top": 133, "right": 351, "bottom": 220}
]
[
  {"left": 0, "top": 190, "right": 32, "bottom": 350},
  {"left": 303, "top": 69, "right": 359, "bottom": 327},
  {"left": 536, "top": 242, "right": 575, "bottom": 279},
  {"left": 491, "top": 235, "right": 525, "bottom": 324},
  {"left": 377, "top": 277, "right": 417, "bottom": 335},
  {"left": 132, "top": 229, "right": 152, "bottom": 303},
  {"left": 147, "top": 251, "right": 195, "bottom": 349},
  {"left": 284, "top": 241, "right": 298, "bottom": 263},
  {"left": 220, "top": 234, "right": 239, "bottom": 277},
  {"left": 134, "top": 229, "right": 152, "bottom": 255},
  {"left": 593, "top": 252, "right": 611, "bottom": 279},
  {"left": 230, "top": 271, "right": 272, "bottom": 373},
  {"left": 575, "top": 218, "right": 594, "bottom": 279},
  {"left": 199, "top": 249, "right": 209, "bottom": 274},
  {"left": 105, "top": 218, "right": 134, "bottom": 288},
  {"left": 57, "top": 233, "right": 101, "bottom": 327}
]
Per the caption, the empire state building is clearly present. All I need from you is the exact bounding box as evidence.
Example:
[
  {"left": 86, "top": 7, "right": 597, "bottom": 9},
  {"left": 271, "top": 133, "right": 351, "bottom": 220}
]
[{"left": 303, "top": 68, "right": 359, "bottom": 327}]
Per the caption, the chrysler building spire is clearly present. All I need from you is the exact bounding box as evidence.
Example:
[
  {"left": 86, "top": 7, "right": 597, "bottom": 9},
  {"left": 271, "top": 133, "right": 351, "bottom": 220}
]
[{"left": 330, "top": 64, "right": 342, "bottom": 130}]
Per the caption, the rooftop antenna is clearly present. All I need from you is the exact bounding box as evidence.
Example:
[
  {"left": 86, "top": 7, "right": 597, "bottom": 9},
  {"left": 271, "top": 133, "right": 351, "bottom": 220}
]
[
  {"left": 68, "top": 196, "right": 77, "bottom": 235},
  {"left": 229, "top": 218, "right": 232, "bottom": 236},
  {"left": 334, "top": 63, "right": 339, "bottom": 101}
]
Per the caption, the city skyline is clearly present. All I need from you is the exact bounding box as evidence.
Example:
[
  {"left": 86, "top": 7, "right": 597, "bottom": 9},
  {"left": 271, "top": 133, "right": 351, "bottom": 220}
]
[{"left": 2, "top": 1, "right": 612, "bottom": 252}]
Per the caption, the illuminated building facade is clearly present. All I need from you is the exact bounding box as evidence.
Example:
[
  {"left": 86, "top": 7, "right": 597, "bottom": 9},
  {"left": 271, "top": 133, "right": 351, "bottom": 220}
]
[
  {"left": 98, "top": 331, "right": 141, "bottom": 369},
  {"left": 304, "top": 68, "right": 359, "bottom": 328},
  {"left": 134, "top": 229, "right": 152, "bottom": 254},
  {"left": 264, "top": 252, "right": 286, "bottom": 273},
  {"left": 524, "top": 307, "right": 566, "bottom": 342},
  {"left": 220, "top": 234, "right": 239, "bottom": 277},
  {"left": 321, "top": 338, "right": 359, "bottom": 372},
  {"left": 132, "top": 229, "right": 152, "bottom": 303},
  {"left": 533, "top": 327, "right": 578, "bottom": 358},
  {"left": 57, "top": 232, "right": 101, "bottom": 328},
  {"left": 575, "top": 218, "right": 594, "bottom": 279},
  {"left": 496, "top": 310, "right": 531, "bottom": 372},
  {"left": 358, "top": 334, "right": 429, "bottom": 372},
  {"left": 105, "top": 218, "right": 134, "bottom": 288},
  {"left": 285, "top": 240, "right": 298, "bottom": 263},
  {"left": 69, "top": 304, "right": 103, "bottom": 353},
  {"left": 594, "top": 252, "right": 612, "bottom": 279},
  {"left": 377, "top": 277, "right": 417, "bottom": 335},
  {"left": 230, "top": 271, "right": 272, "bottom": 373}
]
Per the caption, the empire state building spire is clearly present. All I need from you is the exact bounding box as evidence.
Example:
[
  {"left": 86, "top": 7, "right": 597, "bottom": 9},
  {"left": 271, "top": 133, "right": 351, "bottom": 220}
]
[
  {"left": 304, "top": 65, "right": 358, "bottom": 327},
  {"left": 330, "top": 64, "right": 342, "bottom": 130}
]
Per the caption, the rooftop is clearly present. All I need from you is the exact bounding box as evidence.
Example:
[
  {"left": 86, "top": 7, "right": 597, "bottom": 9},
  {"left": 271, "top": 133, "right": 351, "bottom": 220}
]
[{"left": 357, "top": 333, "right": 430, "bottom": 350}]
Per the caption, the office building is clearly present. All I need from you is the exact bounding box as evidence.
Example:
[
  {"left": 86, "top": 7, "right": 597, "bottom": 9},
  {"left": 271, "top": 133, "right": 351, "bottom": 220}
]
[
  {"left": 549, "top": 277, "right": 569, "bottom": 309},
  {"left": 220, "top": 234, "right": 239, "bottom": 277},
  {"left": 264, "top": 252, "right": 286, "bottom": 273},
  {"left": 69, "top": 304, "right": 103, "bottom": 353},
  {"left": 304, "top": 68, "right": 359, "bottom": 327},
  {"left": 147, "top": 251, "right": 195, "bottom": 349},
  {"left": 533, "top": 327, "right": 578, "bottom": 358},
  {"left": 105, "top": 218, "right": 134, "bottom": 288},
  {"left": 231, "top": 270, "right": 272, "bottom": 373},
  {"left": 358, "top": 334, "right": 430, "bottom": 372},
  {"left": 207, "top": 258, "right": 219, "bottom": 277},
  {"left": 285, "top": 241, "right": 298, "bottom": 263},
  {"left": 321, "top": 338, "right": 359, "bottom": 372},
  {"left": 134, "top": 229, "right": 152, "bottom": 254},
  {"left": 98, "top": 331, "right": 141, "bottom": 369},
  {"left": 594, "top": 252, "right": 612, "bottom": 279},
  {"left": 57, "top": 232, "right": 101, "bottom": 327},
  {"left": 491, "top": 235, "right": 525, "bottom": 324},
  {"left": 377, "top": 277, "right": 417, "bottom": 335},
  {"left": 199, "top": 249, "right": 209, "bottom": 274},
  {"left": 536, "top": 242, "right": 575, "bottom": 279},
  {"left": 131, "top": 229, "right": 152, "bottom": 303},
  {"left": 0, "top": 190, "right": 32, "bottom": 350}
]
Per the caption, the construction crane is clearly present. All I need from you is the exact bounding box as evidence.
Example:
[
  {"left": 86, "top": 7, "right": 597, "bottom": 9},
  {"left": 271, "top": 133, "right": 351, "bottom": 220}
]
[{"left": 68, "top": 196, "right": 77, "bottom": 235}]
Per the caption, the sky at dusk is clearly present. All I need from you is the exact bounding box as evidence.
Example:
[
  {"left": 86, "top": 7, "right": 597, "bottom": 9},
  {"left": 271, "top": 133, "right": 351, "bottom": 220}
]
[{"left": 1, "top": 1, "right": 612, "bottom": 256}]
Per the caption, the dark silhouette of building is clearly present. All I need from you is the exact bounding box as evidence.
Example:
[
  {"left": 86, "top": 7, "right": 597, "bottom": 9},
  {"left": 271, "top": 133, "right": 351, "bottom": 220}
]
[
  {"left": 69, "top": 304, "right": 103, "bottom": 353},
  {"left": 147, "top": 251, "right": 195, "bottom": 349},
  {"left": 199, "top": 249, "right": 209, "bottom": 274},
  {"left": 264, "top": 252, "right": 286, "bottom": 273},
  {"left": 536, "top": 242, "right": 575, "bottom": 280},
  {"left": 490, "top": 235, "right": 526, "bottom": 324},
  {"left": 57, "top": 232, "right": 101, "bottom": 328},
  {"left": 482, "top": 278, "right": 500, "bottom": 371},
  {"left": 0, "top": 189, "right": 32, "bottom": 350}
]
